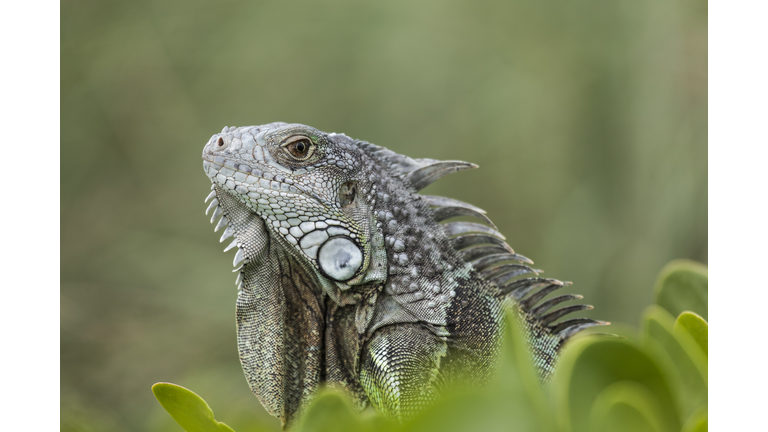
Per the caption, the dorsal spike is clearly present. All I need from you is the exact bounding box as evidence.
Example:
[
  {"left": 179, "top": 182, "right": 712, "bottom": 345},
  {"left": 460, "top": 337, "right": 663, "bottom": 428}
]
[
  {"left": 441, "top": 221, "right": 506, "bottom": 240},
  {"left": 461, "top": 245, "right": 510, "bottom": 262},
  {"left": 469, "top": 253, "right": 532, "bottom": 272},
  {"left": 432, "top": 206, "right": 497, "bottom": 229},
  {"left": 552, "top": 318, "right": 610, "bottom": 340},
  {"left": 486, "top": 264, "right": 538, "bottom": 286},
  {"left": 411, "top": 157, "right": 441, "bottom": 167},
  {"left": 450, "top": 233, "right": 513, "bottom": 253},
  {"left": 405, "top": 160, "right": 478, "bottom": 191},
  {"left": 500, "top": 277, "right": 561, "bottom": 299},
  {"left": 529, "top": 294, "right": 584, "bottom": 317},
  {"left": 519, "top": 282, "right": 571, "bottom": 310},
  {"left": 420, "top": 195, "right": 486, "bottom": 213},
  {"left": 387, "top": 156, "right": 437, "bottom": 177},
  {"left": 482, "top": 263, "right": 536, "bottom": 280},
  {"left": 539, "top": 304, "right": 593, "bottom": 326}
]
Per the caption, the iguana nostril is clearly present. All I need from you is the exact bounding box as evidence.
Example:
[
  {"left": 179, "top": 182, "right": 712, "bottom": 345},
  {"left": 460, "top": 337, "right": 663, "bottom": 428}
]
[{"left": 215, "top": 136, "right": 226, "bottom": 149}]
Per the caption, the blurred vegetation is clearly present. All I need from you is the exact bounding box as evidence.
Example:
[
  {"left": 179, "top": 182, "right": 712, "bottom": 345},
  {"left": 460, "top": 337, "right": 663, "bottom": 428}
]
[
  {"left": 152, "top": 261, "right": 708, "bottom": 432},
  {"left": 61, "top": 0, "right": 706, "bottom": 431}
]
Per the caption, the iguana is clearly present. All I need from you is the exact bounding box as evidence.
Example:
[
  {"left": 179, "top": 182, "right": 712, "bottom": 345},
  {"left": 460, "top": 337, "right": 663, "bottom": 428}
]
[{"left": 201, "top": 123, "right": 607, "bottom": 428}]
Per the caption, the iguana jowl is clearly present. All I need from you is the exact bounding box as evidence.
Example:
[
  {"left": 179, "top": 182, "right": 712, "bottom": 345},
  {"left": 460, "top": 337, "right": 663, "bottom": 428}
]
[{"left": 201, "top": 123, "right": 606, "bottom": 427}]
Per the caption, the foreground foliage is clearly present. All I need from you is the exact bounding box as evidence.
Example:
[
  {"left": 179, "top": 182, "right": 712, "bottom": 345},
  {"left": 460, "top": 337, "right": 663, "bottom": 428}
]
[{"left": 154, "top": 261, "right": 707, "bottom": 432}]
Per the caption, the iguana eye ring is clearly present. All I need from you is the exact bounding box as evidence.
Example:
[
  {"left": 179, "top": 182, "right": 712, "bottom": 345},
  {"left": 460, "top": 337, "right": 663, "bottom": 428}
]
[{"left": 281, "top": 136, "right": 316, "bottom": 161}]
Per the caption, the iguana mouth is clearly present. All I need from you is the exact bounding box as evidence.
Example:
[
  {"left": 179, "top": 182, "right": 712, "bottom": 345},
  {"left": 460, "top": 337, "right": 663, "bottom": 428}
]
[
  {"left": 203, "top": 158, "right": 313, "bottom": 200},
  {"left": 201, "top": 128, "right": 334, "bottom": 210}
]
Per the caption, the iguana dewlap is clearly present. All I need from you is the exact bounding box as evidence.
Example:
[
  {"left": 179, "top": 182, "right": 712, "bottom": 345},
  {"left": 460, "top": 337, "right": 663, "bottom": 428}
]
[{"left": 201, "top": 123, "right": 606, "bottom": 427}]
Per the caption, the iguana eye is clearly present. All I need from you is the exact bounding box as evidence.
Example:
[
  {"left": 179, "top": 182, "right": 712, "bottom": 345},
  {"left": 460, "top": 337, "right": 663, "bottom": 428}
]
[{"left": 282, "top": 136, "right": 316, "bottom": 161}]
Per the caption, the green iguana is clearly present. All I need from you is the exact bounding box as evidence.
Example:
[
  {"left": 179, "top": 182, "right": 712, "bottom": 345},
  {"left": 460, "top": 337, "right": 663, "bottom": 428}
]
[{"left": 201, "top": 123, "right": 607, "bottom": 428}]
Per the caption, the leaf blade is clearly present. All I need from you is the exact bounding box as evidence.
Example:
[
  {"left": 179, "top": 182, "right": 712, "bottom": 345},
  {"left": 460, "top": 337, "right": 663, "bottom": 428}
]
[
  {"left": 152, "top": 382, "right": 236, "bottom": 432},
  {"left": 642, "top": 307, "right": 707, "bottom": 418},
  {"left": 674, "top": 312, "right": 708, "bottom": 357},
  {"left": 550, "top": 336, "right": 680, "bottom": 432},
  {"left": 588, "top": 381, "right": 667, "bottom": 432},
  {"left": 654, "top": 260, "right": 708, "bottom": 320}
]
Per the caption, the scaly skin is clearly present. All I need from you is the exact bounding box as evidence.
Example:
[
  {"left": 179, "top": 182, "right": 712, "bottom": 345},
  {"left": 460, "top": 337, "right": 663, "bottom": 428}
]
[{"left": 201, "top": 123, "right": 607, "bottom": 428}]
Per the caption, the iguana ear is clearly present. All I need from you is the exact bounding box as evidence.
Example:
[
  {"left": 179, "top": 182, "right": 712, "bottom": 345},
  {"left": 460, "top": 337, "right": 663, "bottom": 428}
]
[{"left": 213, "top": 185, "right": 324, "bottom": 427}]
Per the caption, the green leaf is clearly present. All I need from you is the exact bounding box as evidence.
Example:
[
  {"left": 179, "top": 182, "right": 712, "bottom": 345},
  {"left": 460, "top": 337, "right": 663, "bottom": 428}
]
[
  {"left": 674, "top": 312, "right": 708, "bottom": 357},
  {"left": 550, "top": 336, "right": 680, "bottom": 432},
  {"left": 681, "top": 406, "right": 707, "bottom": 432},
  {"left": 654, "top": 260, "right": 708, "bottom": 320},
  {"left": 588, "top": 381, "right": 667, "bottom": 432},
  {"left": 295, "top": 389, "right": 392, "bottom": 432},
  {"left": 151, "top": 383, "right": 236, "bottom": 432},
  {"left": 642, "top": 306, "right": 707, "bottom": 418}
]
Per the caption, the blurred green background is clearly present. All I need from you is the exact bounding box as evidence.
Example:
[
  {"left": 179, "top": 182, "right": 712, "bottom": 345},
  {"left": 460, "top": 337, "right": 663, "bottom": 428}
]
[{"left": 61, "top": 0, "right": 706, "bottom": 431}]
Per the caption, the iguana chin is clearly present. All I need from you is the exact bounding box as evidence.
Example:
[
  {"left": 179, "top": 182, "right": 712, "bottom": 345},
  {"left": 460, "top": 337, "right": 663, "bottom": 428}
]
[{"left": 201, "top": 123, "right": 606, "bottom": 428}]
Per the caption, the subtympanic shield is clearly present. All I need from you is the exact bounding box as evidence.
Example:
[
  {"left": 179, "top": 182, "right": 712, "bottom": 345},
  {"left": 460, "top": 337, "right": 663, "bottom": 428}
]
[{"left": 317, "top": 236, "right": 363, "bottom": 281}]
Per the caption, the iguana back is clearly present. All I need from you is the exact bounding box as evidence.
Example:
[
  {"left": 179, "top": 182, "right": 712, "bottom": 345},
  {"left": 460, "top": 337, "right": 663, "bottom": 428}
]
[{"left": 201, "top": 123, "right": 606, "bottom": 427}]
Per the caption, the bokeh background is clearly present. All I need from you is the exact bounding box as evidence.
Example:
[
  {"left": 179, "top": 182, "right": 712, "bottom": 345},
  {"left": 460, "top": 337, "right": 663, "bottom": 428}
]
[{"left": 61, "top": 0, "right": 707, "bottom": 431}]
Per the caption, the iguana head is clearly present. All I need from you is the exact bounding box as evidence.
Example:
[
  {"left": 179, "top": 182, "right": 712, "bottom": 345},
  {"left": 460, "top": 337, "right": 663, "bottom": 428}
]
[{"left": 202, "top": 122, "right": 388, "bottom": 303}]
